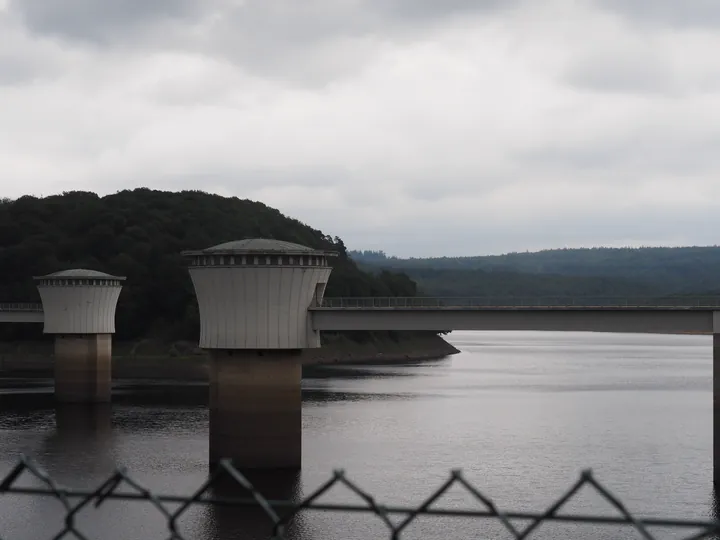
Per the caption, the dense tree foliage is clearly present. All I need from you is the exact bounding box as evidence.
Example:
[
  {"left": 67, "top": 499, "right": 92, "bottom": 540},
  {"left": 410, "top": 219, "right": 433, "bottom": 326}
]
[
  {"left": 400, "top": 268, "right": 661, "bottom": 298},
  {"left": 0, "top": 189, "right": 417, "bottom": 340},
  {"left": 350, "top": 246, "right": 720, "bottom": 297}
]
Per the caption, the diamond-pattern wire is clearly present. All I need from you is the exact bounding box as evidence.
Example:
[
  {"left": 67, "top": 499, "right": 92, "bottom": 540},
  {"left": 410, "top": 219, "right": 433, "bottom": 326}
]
[{"left": 1, "top": 455, "right": 719, "bottom": 539}]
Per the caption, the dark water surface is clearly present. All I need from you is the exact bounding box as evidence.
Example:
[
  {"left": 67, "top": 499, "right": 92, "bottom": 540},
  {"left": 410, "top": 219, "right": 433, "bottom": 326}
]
[{"left": 0, "top": 331, "right": 714, "bottom": 539}]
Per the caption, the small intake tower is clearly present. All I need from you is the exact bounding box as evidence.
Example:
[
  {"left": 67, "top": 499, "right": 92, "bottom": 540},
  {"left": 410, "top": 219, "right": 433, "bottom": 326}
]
[
  {"left": 34, "top": 269, "right": 125, "bottom": 403},
  {"left": 183, "top": 239, "right": 336, "bottom": 469}
]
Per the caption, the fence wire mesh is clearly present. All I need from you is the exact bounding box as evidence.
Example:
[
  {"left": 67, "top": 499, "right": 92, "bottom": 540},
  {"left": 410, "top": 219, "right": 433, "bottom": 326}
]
[{"left": 0, "top": 454, "right": 718, "bottom": 540}]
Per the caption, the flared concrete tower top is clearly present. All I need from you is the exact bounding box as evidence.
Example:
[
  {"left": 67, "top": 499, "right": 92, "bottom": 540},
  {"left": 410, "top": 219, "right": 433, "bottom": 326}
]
[
  {"left": 182, "top": 238, "right": 337, "bottom": 268},
  {"left": 34, "top": 268, "right": 126, "bottom": 286},
  {"left": 34, "top": 268, "right": 125, "bottom": 334},
  {"left": 182, "top": 239, "right": 337, "bottom": 349}
]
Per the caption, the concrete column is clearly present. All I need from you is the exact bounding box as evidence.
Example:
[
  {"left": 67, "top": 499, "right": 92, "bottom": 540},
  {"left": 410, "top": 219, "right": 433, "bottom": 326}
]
[
  {"left": 715, "top": 313, "right": 720, "bottom": 485},
  {"left": 54, "top": 334, "right": 112, "bottom": 403},
  {"left": 209, "top": 349, "right": 302, "bottom": 470}
]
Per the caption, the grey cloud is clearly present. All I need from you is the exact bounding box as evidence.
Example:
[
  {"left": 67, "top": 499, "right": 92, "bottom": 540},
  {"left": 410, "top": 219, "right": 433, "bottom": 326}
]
[
  {"left": 516, "top": 129, "right": 720, "bottom": 177},
  {"left": 4, "top": 0, "right": 720, "bottom": 258},
  {"left": 594, "top": 0, "right": 720, "bottom": 28},
  {"left": 563, "top": 53, "right": 681, "bottom": 96},
  {"left": 9, "top": 0, "right": 518, "bottom": 49},
  {"left": 7, "top": 0, "right": 522, "bottom": 85},
  {"left": 0, "top": 54, "right": 42, "bottom": 85},
  {"left": 372, "top": 0, "right": 512, "bottom": 21},
  {"left": 0, "top": 18, "right": 63, "bottom": 86},
  {"left": 8, "top": 0, "right": 201, "bottom": 44},
  {"left": 402, "top": 176, "right": 507, "bottom": 203}
]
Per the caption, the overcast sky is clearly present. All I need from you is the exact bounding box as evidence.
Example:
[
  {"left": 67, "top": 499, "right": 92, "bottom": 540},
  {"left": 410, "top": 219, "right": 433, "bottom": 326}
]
[{"left": 1, "top": 0, "right": 719, "bottom": 257}]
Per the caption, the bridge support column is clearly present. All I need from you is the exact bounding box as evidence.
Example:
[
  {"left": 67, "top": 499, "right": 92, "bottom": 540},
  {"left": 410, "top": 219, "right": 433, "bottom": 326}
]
[
  {"left": 715, "top": 312, "right": 720, "bottom": 485},
  {"left": 54, "top": 334, "right": 112, "bottom": 403},
  {"left": 209, "top": 350, "right": 302, "bottom": 470}
]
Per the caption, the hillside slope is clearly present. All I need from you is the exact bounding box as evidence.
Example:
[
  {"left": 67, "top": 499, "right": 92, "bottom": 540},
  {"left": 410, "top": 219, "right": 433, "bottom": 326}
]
[
  {"left": 0, "top": 189, "right": 417, "bottom": 341},
  {"left": 351, "top": 247, "right": 720, "bottom": 296}
]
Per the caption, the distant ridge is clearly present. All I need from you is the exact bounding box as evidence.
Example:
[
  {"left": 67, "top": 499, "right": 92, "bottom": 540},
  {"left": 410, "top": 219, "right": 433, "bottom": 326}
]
[{"left": 350, "top": 246, "right": 720, "bottom": 297}]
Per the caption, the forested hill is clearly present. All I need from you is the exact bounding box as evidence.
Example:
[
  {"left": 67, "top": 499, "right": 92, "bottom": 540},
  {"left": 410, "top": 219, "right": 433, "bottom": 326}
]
[
  {"left": 350, "top": 247, "right": 720, "bottom": 296},
  {"left": 0, "top": 189, "right": 417, "bottom": 340}
]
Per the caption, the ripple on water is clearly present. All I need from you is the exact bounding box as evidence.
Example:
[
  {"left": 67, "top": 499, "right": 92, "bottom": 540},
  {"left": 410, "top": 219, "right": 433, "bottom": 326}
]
[{"left": 0, "top": 331, "right": 715, "bottom": 539}]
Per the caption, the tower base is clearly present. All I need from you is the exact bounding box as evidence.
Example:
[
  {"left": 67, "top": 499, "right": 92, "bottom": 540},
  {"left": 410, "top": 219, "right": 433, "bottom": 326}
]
[
  {"left": 209, "top": 349, "right": 302, "bottom": 470},
  {"left": 54, "top": 334, "right": 112, "bottom": 403}
]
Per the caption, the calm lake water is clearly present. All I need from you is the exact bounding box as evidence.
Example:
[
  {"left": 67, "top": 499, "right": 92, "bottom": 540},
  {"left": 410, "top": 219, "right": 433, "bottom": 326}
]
[{"left": 0, "top": 331, "right": 715, "bottom": 539}]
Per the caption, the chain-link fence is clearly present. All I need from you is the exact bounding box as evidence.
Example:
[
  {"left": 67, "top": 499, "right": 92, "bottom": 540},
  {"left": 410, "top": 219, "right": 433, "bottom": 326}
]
[{"left": 0, "top": 455, "right": 718, "bottom": 539}]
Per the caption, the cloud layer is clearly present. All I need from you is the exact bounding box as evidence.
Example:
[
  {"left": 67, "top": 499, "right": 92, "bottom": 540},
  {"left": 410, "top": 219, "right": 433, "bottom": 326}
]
[{"left": 1, "top": 0, "right": 719, "bottom": 256}]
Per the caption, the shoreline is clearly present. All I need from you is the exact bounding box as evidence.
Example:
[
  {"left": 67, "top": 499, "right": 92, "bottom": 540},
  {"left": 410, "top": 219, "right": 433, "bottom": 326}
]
[{"left": 0, "top": 334, "right": 460, "bottom": 381}]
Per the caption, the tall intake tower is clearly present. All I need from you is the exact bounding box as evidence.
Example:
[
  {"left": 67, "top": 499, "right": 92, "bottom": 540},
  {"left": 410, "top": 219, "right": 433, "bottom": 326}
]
[
  {"left": 183, "top": 239, "right": 336, "bottom": 469},
  {"left": 34, "top": 269, "right": 125, "bottom": 403}
]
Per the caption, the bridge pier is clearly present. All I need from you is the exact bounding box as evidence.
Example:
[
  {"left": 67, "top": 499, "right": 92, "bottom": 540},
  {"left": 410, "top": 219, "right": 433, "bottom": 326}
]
[
  {"left": 715, "top": 313, "right": 720, "bottom": 484},
  {"left": 54, "top": 334, "right": 112, "bottom": 403},
  {"left": 183, "top": 239, "right": 336, "bottom": 470},
  {"left": 209, "top": 350, "right": 302, "bottom": 468}
]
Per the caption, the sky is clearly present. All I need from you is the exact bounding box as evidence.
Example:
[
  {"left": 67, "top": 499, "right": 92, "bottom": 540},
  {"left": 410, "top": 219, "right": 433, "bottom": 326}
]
[{"left": 1, "top": 0, "right": 719, "bottom": 258}]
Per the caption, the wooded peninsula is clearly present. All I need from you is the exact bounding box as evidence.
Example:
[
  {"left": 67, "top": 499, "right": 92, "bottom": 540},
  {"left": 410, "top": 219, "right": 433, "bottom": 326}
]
[{"left": 1, "top": 189, "right": 717, "bottom": 368}]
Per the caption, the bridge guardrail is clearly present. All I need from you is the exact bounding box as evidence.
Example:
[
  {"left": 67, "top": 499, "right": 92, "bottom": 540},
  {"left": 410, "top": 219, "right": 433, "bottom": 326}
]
[
  {"left": 0, "top": 303, "right": 43, "bottom": 312},
  {"left": 316, "top": 296, "right": 720, "bottom": 309},
  {"left": 1, "top": 454, "right": 718, "bottom": 539},
  {"left": 6, "top": 298, "right": 720, "bottom": 311}
]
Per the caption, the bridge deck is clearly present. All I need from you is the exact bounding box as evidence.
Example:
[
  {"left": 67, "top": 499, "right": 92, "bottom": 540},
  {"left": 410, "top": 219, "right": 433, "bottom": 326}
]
[
  {"left": 311, "top": 298, "right": 720, "bottom": 334},
  {"left": 317, "top": 296, "right": 720, "bottom": 309},
  {"left": 312, "top": 305, "right": 714, "bottom": 311},
  {"left": 3, "top": 299, "right": 720, "bottom": 334},
  {"left": 311, "top": 308, "right": 716, "bottom": 334},
  {"left": 0, "top": 303, "right": 44, "bottom": 323}
]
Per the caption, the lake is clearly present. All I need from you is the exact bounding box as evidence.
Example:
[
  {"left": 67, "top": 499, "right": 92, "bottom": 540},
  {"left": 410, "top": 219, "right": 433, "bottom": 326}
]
[{"left": 0, "top": 331, "right": 714, "bottom": 539}]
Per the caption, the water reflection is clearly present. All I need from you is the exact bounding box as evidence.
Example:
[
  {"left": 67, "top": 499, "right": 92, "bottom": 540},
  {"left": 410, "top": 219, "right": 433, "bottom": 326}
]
[
  {"left": 39, "top": 404, "right": 115, "bottom": 484},
  {"left": 709, "top": 489, "right": 720, "bottom": 540},
  {"left": 199, "top": 469, "right": 313, "bottom": 540},
  {"left": 0, "top": 331, "right": 715, "bottom": 540},
  {"left": 303, "top": 359, "right": 449, "bottom": 381},
  {"left": 112, "top": 381, "right": 208, "bottom": 406},
  {"left": 303, "top": 389, "right": 423, "bottom": 403}
]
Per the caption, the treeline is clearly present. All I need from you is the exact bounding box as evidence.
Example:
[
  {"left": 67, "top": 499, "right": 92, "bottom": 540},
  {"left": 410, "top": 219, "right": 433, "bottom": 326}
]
[
  {"left": 350, "top": 246, "right": 720, "bottom": 297},
  {"left": 0, "top": 189, "right": 417, "bottom": 341},
  {"left": 403, "top": 268, "right": 661, "bottom": 298}
]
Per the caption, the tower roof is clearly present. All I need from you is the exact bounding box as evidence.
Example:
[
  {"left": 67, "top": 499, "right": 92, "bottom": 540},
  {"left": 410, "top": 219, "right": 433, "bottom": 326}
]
[
  {"left": 182, "top": 238, "right": 338, "bottom": 257},
  {"left": 33, "top": 268, "right": 126, "bottom": 281}
]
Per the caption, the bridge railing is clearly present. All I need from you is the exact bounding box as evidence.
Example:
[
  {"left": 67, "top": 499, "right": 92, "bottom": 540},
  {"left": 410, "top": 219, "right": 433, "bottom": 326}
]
[
  {"left": 317, "top": 296, "right": 720, "bottom": 309},
  {"left": 2, "top": 454, "right": 719, "bottom": 539},
  {"left": 0, "top": 302, "right": 43, "bottom": 312},
  {"left": 6, "top": 297, "right": 720, "bottom": 311}
]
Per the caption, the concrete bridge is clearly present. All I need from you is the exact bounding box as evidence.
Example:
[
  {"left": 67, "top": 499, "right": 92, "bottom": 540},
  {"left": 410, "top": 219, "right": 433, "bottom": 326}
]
[
  {"left": 1, "top": 239, "right": 719, "bottom": 483},
  {"left": 0, "top": 303, "right": 43, "bottom": 323},
  {"left": 312, "top": 296, "right": 720, "bottom": 334},
  {"left": 5, "top": 297, "right": 720, "bottom": 334}
]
